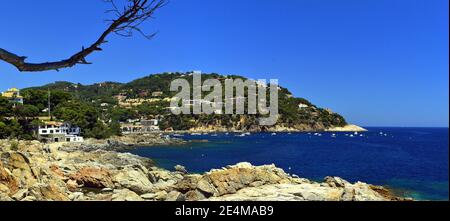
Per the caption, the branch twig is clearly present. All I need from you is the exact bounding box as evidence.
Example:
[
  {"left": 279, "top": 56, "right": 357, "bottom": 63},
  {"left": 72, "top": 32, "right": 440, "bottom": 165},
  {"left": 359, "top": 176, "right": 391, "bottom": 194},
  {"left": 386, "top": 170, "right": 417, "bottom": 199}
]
[{"left": 0, "top": 0, "right": 167, "bottom": 72}]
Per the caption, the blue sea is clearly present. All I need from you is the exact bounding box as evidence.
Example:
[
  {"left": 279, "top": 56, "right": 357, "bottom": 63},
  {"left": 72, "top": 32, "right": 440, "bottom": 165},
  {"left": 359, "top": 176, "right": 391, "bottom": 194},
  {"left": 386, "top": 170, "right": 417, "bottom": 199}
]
[{"left": 129, "top": 127, "right": 449, "bottom": 201}]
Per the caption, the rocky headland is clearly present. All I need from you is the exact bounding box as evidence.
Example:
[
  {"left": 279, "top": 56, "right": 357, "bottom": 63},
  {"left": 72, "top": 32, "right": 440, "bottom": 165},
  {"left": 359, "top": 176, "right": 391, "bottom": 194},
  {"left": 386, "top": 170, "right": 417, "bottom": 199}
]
[
  {"left": 59, "top": 134, "right": 186, "bottom": 152},
  {"left": 0, "top": 139, "right": 407, "bottom": 201},
  {"left": 325, "top": 124, "right": 367, "bottom": 132},
  {"left": 177, "top": 123, "right": 367, "bottom": 134}
]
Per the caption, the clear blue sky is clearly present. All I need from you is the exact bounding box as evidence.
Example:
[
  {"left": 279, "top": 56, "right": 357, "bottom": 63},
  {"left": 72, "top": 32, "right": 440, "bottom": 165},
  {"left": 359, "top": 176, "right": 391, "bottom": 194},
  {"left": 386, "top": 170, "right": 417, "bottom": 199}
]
[{"left": 0, "top": 0, "right": 448, "bottom": 127}]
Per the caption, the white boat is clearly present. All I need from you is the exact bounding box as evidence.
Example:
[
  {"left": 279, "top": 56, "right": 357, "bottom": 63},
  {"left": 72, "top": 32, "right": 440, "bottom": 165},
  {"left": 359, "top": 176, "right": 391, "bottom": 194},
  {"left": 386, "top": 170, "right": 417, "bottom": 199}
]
[
  {"left": 191, "top": 133, "right": 202, "bottom": 136},
  {"left": 271, "top": 133, "right": 277, "bottom": 136}
]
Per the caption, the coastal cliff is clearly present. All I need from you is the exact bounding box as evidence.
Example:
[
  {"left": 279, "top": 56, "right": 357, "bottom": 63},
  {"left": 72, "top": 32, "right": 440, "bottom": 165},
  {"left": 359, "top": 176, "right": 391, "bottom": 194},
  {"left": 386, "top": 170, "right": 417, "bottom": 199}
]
[
  {"left": 185, "top": 122, "right": 366, "bottom": 133},
  {"left": 0, "top": 139, "right": 406, "bottom": 201}
]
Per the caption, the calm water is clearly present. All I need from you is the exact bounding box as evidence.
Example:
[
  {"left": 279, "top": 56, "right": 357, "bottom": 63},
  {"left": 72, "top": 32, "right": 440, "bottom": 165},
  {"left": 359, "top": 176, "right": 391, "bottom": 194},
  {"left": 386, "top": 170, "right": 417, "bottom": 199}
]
[{"left": 129, "top": 127, "right": 449, "bottom": 200}]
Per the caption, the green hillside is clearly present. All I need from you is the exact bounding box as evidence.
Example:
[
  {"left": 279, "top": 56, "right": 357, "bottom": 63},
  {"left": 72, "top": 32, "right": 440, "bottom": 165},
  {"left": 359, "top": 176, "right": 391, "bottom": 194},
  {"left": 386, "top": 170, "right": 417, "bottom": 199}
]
[{"left": 0, "top": 72, "right": 347, "bottom": 139}]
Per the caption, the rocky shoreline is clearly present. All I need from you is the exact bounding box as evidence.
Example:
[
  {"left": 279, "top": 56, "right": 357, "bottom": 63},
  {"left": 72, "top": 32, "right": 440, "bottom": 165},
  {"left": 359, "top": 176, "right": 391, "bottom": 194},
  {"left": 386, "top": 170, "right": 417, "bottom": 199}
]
[
  {"left": 172, "top": 124, "right": 367, "bottom": 133},
  {"left": 59, "top": 134, "right": 186, "bottom": 152},
  {"left": 0, "top": 139, "right": 408, "bottom": 201}
]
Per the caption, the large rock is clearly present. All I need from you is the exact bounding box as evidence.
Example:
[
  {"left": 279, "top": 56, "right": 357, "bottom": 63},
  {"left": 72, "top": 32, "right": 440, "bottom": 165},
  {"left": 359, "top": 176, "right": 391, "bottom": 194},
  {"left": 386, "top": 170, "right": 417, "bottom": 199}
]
[
  {"left": 324, "top": 176, "right": 351, "bottom": 188},
  {"left": 185, "top": 190, "right": 206, "bottom": 201},
  {"left": 113, "top": 166, "right": 153, "bottom": 194},
  {"left": 207, "top": 182, "right": 388, "bottom": 201},
  {"left": 0, "top": 161, "right": 19, "bottom": 195},
  {"left": 66, "top": 179, "right": 80, "bottom": 192},
  {"left": 0, "top": 152, "right": 37, "bottom": 189},
  {"left": 11, "top": 188, "right": 28, "bottom": 201},
  {"left": 149, "top": 168, "right": 180, "bottom": 182},
  {"left": 351, "top": 182, "right": 388, "bottom": 201},
  {"left": 28, "top": 184, "right": 69, "bottom": 201},
  {"left": 69, "top": 167, "right": 114, "bottom": 189},
  {"left": 68, "top": 192, "right": 85, "bottom": 201},
  {"left": 196, "top": 177, "right": 219, "bottom": 197},
  {"left": 0, "top": 183, "right": 10, "bottom": 195},
  {"left": 176, "top": 162, "right": 292, "bottom": 197},
  {"left": 176, "top": 163, "right": 398, "bottom": 201},
  {"left": 49, "top": 164, "right": 66, "bottom": 178},
  {"left": 174, "top": 165, "right": 188, "bottom": 174},
  {"left": 112, "top": 189, "right": 143, "bottom": 201},
  {"left": 165, "top": 191, "right": 185, "bottom": 201},
  {"left": 176, "top": 175, "right": 201, "bottom": 193},
  {"left": 141, "top": 191, "right": 168, "bottom": 201},
  {"left": 58, "top": 150, "right": 154, "bottom": 170},
  {"left": 0, "top": 192, "right": 12, "bottom": 201}
]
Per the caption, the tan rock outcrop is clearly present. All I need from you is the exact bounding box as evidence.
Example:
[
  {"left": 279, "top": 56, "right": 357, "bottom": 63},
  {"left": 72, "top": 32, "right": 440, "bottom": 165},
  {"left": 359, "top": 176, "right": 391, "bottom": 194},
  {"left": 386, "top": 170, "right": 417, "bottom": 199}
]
[
  {"left": 113, "top": 166, "right": 153, "bottom": 194},
  {"left": 0, "top": 139, "right": 405, "bottom": 202},
  {"left": 69, "top": 167, "right": 114, "bottom": 189},
  {"left": 112, "top": 189, "right": 143, "bottom": 201},
  {"left": 29, "top": 183, "right": 69, "bottom": 201},
  {"left": 0, "top": 161, "right": 19, "bottom": 195},
  {"left": 0, "top": 152, "right": 38, "bottom": 189}
]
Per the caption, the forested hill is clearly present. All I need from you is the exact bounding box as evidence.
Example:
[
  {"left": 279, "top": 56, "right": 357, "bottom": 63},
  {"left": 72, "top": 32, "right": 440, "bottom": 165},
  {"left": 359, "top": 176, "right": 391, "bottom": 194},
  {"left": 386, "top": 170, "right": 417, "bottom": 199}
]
[
  {"left": 23, "top": 73, "right": 295, "bottom": 102},
  {"left": 1, "top": 72, "right": 347, "bottom": 139}
]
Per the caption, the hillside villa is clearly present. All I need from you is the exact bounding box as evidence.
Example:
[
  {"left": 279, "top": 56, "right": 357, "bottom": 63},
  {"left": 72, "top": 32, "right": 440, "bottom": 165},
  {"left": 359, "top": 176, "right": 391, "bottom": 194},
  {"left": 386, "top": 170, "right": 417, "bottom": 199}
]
[
  {"left": 37, "top": 121, "right": 84, "bottom": 143},
  {"left": 1, "top": 88, "right": 24, "bottom": 104},
  {"left": 120, "top": 119, "right": 160, "bottom": 134},
  {"left": 116, "top": 96, "right": 176, "bottom": 108},
  {"left": 298, "top": 103, "right": 309, "bottom": 109}
]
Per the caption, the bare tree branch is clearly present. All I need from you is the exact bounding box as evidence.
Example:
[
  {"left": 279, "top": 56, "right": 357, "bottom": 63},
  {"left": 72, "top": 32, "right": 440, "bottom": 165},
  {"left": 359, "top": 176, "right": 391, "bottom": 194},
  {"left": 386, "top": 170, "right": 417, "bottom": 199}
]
[{"left": 0, "top": 0, "right": 167, "bottom": 72}]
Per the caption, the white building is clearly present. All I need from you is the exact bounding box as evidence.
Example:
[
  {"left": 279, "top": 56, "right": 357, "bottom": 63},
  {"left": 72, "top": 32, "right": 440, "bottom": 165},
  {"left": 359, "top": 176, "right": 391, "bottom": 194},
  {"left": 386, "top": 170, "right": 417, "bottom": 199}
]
[
  {"left": 64, "top": 135, "right": 84, "bottom": 142},
  {"left": 1, "top": 88, "right": 24, "bottom": 104},
  {"left": 37, "top": 122, "right": 84, "bottom": 143},
  {"left": 141, "top": 119, "right": 160, "bottom": 131},
  {"left": 298, "top": 103, "right": 309, "bottom": 109},
  {"left": 121, "top": 119, "right": 160, "bottom": 134}
]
